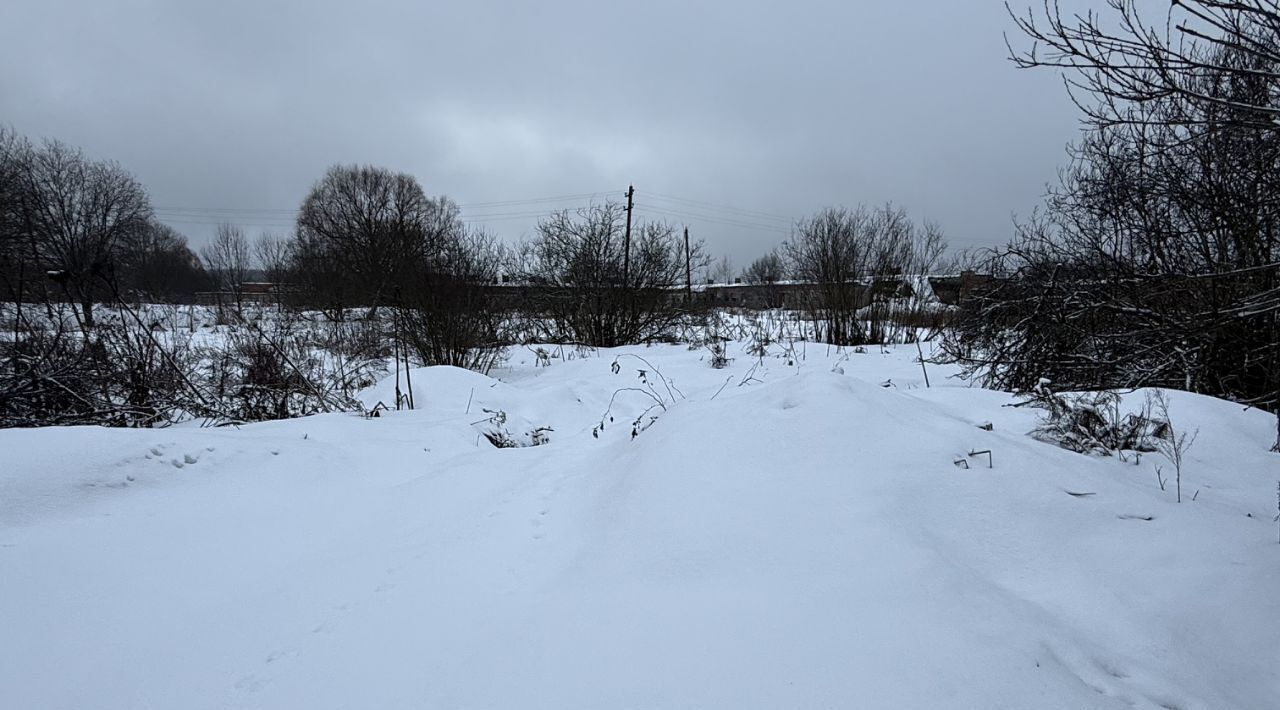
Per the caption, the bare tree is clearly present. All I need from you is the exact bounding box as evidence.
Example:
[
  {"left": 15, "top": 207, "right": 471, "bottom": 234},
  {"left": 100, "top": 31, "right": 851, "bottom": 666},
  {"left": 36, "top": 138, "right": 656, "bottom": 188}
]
[
  {"left": 1007, "top": 1, "right": 1280, "bottom": 127},
  {"left": 784, "top": 203, "right": 944, "bottom": 345},
  {"left": 0, "top": 126, "right": 33, "bottom": 306},
  {"left": 201, "top": 223, "right": 251, "bottom": 309},
  {"left": 17, "top": 140, "right": 152, "bottom": 327},
  {"left": 709, "top": 254, "right": 735, "bottom": 284},
  {"left": 991, "top": 0, "right": 1280, "bottom": 449},
  {"left": 295, "top": 164, "right": 451, "bottom": 317},
  {"left": 522, "top": 202, "right": 706, "bottom": 347},
  {"left": 911, "top": 220, "right": 948, "bottom": 276},
  {"left": 741, "top": 250, "right": 785, "bottom": 284},
  {"left": 254, "top": 231, "right": 291, "bottom": 290},
  {"left": 119, "top": 222, "right": 207, "bottom": 302},
  {"left": 784, "top": 207, "right": 875, "bottom": 346}
]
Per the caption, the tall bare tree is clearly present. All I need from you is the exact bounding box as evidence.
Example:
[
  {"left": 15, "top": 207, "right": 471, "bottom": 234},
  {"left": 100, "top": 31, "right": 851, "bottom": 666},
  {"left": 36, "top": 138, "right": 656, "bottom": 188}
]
[
  {"left": 254, "top": 231, "right": 291, "bottom": 290},
  {"left": 294, "top": 164, "right": 452, "bottom": 317},
  {"left": 0, "top": 126, "right": 32, "bottom": 306},
  {"left": 18, "top": 140, "right": 152, "bottom": 326},
  {"left": 201, "top": 223, "right": 251, "bottom": 309}
]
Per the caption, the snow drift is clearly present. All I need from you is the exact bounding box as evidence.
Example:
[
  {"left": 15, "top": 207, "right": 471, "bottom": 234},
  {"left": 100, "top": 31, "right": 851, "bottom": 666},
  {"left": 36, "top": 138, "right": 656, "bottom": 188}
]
[{"left": 2, "top": 343, "right": 1277, "bottom": 709}]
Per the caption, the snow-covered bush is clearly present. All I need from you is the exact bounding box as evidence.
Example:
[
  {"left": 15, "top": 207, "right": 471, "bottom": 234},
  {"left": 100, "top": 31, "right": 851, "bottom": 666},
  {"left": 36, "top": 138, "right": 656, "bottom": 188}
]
[
  {"left": 472, "top": 408, "right": 553, "bottom": 448},
  {"left": 1018, "top": 381, "right": 1167, "bottom": 456},
  {"left": 707, "top": 340, "right": 731, "bottom": 369}
]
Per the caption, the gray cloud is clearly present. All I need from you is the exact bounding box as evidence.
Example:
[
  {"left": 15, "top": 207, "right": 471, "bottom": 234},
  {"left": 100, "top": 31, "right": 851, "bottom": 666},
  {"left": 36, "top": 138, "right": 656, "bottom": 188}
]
[{"left": 1, "top": 0, "right": 1080, "bottom": 265}]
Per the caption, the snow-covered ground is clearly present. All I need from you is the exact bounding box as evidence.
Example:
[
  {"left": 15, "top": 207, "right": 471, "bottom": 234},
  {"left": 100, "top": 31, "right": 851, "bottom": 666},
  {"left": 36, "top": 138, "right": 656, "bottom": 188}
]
[{"left": 2, "top": 340, "right": 1277, "bottom": 709}]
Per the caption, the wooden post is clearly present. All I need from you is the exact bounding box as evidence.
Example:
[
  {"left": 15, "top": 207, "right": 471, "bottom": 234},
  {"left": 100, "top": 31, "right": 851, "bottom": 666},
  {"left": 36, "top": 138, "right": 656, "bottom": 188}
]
[
  {"left": 623, "top": 184, "right": 634, "bottom": 285},
  {"left": 684, "top": 226, "right": 692, "bottom": 302}
]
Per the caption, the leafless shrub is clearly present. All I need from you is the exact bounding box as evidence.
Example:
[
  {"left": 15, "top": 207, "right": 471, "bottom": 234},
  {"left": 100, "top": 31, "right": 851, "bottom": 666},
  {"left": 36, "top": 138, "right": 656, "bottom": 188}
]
[
  {"left": 1149, "top": 390, "right": 1199, "bottom": 503},
  {"left": 396, "top": 229, "right": 508, "bottom": 374},
  {"left": 594, "top": 354, "right": 684, "bottom": 440},
  {"left": 203, "top": 314, "right": 377, "bottom": 424},
  {"left": 783, "top": 204, "right": 947, "bottom": 346},
  {"left": 1, "top": 302, "right": 201, "bottom": 427},
  {"left": 520, "top": 202, "right": 708, "bottom": 347}
]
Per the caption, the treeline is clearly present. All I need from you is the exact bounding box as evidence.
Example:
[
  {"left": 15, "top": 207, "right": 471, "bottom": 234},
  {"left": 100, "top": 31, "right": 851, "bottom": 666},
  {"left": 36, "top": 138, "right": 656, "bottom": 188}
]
[
  {"left": 1, "top": 121, "right": 960, "bottom": 352},
  {"left": 0, "top": 132, "right": 725, "bottom": 427},
  {"left": 0, "top": 132, "right": 208, "bottom": 324},
  {"left": 948, "top": 1, "right": 1280, "bottom": 440},
  {"left": 0, "top": 132, "right": 716, "bottom": 358},
  {"left": 1, "top": 120, "right": 962, "bottom": 428}
]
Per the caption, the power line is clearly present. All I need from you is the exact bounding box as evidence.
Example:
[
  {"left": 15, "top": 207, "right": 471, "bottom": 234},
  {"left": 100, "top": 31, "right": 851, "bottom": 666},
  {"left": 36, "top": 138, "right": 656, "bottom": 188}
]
[
  {"left": 645, "top": 191, "right": 796, "bottom": 225},
  {"left": 153, "top": 206, "right": 298, "bottom": 215},
  {"left": 456, "top": 191, "right": 616, "bottom": 208},
  {"left": 633, "top": 203, "right": 791, "bottom": 234}
]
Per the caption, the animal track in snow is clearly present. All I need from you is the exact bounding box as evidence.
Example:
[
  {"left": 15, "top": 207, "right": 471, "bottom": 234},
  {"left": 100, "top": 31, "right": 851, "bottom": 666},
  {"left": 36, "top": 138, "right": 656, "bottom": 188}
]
[{"left": 265, "top": 648, "right": 299, "bottom": 664}]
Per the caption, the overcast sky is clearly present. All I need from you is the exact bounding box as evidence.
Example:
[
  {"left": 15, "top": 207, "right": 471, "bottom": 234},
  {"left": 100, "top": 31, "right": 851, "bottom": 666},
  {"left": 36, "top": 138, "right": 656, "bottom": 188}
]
[{"left": 1, "top": 0, "right": 1081, "bottom": 266}]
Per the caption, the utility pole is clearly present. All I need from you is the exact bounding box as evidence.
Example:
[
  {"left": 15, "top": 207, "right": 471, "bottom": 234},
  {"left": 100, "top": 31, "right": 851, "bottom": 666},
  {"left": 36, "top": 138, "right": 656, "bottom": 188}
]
[
  {"left": 623, "top": 184, "right": 634, "bottom": 286},
  {"left": 684, "top": 226, "right": 693, "bottom": 302}
]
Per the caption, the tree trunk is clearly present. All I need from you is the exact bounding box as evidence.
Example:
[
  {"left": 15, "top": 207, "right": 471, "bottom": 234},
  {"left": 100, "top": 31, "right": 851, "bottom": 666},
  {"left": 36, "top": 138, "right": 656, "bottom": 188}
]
[{"left": 81, "top": 297, "right": 94, "bottom": 328}]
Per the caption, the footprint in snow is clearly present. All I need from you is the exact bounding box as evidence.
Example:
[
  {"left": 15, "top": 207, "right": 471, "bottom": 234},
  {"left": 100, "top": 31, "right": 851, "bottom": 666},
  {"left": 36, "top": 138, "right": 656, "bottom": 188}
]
[{"left": 265, "top": 648, "right": 299, "bottom": 664}]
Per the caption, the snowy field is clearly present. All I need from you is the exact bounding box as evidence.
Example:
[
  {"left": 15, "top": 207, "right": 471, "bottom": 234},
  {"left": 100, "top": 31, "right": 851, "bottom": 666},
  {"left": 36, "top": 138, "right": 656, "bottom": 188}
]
[{"left": 2, "top": 339, "right": 1278, "bottom": 709}]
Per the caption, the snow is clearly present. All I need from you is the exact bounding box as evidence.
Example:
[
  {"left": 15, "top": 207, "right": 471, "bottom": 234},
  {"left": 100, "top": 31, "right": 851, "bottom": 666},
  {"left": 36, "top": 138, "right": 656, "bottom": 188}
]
[{"left": 2, "top": 340, "right": 1278, "bottom": 709}]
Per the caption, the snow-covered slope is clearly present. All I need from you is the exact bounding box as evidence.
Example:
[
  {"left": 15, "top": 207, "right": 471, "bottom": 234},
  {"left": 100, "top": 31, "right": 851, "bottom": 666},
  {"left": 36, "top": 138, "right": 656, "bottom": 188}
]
[{"left": 2, "top": 343, "right": 1277, "bottom": 709}]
